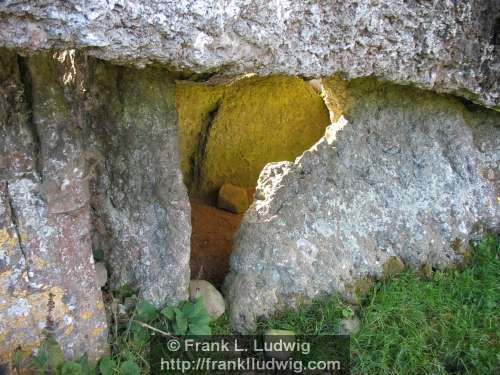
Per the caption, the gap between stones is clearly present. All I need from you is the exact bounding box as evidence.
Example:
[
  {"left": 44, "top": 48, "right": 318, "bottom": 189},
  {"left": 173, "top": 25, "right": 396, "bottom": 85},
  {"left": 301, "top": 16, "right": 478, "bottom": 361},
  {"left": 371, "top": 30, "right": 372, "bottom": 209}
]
[{"left": 178, "top": 76, "right": 331, "bottom": 289}]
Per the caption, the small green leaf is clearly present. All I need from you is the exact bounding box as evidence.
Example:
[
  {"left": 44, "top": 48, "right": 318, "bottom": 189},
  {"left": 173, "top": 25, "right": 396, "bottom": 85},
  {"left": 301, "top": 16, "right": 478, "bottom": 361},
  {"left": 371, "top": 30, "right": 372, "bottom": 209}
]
[
  {"left": 190, "top": 297, "right": 207, "bottom": 318},
  {"left": 78, "top": 354, "right": 96, "bottom": 375},
  {"left": 173, "top": 313, "right": 188, "bottom": 335},
  {"left": 31, "top": 349, "right": 48, "bottom": 372},
  {"left": 131, "top": 321, "right": 149, "bottom": 344},
  {"left": 160, "top": 306, "right": 175, "bottom": 320},
  {"left": 119, "top": 360, "right": 140, "bottom": 375},
  {"left": 174, "top": 307, "right": 182, "bottom": 315},
  {"left": 116, "top": 284, "right": 136, "bottom": 299},
  {"left": 193, "top": 313, "right": 211, "bottom": 326},
  {"left": 120, "top": 350, "right": 137, "bottom": 363},
  {"left": 181, "top": 302, "right": 195, "bottom": 318},
  {"left": 61, "top": 361, "right": 83, "bottom": 375},
  {"left": 135, "top": 300, "right": 158, "bottom": 322},
  {"left": 188, "top": 322, "right": 212, "bottom": 336},
  {"left": 99, "top": 357, "right": 116, "bottom": 375},
  {"left": 342, "top": 308, "right": 354, "bottom": 318}
]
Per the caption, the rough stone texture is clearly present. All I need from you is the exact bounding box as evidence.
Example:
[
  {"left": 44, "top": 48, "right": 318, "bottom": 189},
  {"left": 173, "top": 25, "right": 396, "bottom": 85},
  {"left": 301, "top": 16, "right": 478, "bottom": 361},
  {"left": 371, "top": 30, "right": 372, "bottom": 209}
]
[
  {"left": 225, "top": 78, "right": 500, "bottom": 332},
  {"left": 188, "top": 279, "right": 226, "bottom": 319},
  {"left": 0, "top": 50, "right": 108, "bottom": 363},
  {"left": 339, "top": 317, "right": 361, "bottom": 336},
  {"left": 218, "top": 184, "right": 250, "bottom": 214},
  {"left": 0, "top": 49, "right": 191, "bottom": 364},
  {"left": 1, "top": 1, "right": 499, "bottom": 108},
  {"left": 176, "top": 76, "right": 330, "bottom": 199},
  {"left": 94, "top": 262, "right": 108, "bottom": 288},
  {"left": 83, "top": 58, "right": 190, "bottom": 307}
]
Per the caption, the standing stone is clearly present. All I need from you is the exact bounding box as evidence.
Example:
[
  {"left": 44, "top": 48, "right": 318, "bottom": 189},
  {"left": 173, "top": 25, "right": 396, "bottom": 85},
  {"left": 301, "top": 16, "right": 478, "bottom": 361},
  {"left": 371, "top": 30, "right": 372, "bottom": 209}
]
[
  {"left": 0, "top": 49, "right": 192, "bottom": 366},
  {"left": 225, "top": 78, "right": 500, "bottom": 332},
  {"left": 84, "top": 60, "right": 190, "bottom": 307},
  {"left": 0, "top": 50, "right": 108, "bottom": 365}
]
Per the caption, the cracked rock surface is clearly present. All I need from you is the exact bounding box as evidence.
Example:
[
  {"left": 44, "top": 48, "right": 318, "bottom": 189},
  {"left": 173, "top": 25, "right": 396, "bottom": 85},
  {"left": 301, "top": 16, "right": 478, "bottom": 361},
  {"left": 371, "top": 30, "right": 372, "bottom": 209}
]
[
  {"left": 225, "top": 78, "right": 500, "bottom": 332},
  {"left": 0, "top": 0, "right": 499, "bottom": 108},
  {"left": 0, "top": 50, "right": 108, "bottom": 362},
  {"left": 0, "top": 50, "right": 190, "bottom": 362}
]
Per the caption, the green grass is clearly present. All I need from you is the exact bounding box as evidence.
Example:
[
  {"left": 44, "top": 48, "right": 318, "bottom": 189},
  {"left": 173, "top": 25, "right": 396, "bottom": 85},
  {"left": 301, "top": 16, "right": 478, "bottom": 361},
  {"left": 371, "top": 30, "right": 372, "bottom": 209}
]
[{"left": 351, "top": 235, "right": 499, "bottom": 374}]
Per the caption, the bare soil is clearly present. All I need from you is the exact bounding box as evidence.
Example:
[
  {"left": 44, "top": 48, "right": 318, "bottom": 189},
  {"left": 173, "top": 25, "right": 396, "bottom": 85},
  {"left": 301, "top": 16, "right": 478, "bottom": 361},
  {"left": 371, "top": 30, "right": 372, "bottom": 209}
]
[{"left": 189, "top": 198, "right": 244, "bottom": 287}]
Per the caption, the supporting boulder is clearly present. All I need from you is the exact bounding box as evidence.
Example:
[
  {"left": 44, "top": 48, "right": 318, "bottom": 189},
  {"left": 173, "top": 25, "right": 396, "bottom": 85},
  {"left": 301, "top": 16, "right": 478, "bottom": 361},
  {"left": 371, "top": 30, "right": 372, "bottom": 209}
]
[{"left": 225, "top": 78, "right": 500, "bottom": 332}]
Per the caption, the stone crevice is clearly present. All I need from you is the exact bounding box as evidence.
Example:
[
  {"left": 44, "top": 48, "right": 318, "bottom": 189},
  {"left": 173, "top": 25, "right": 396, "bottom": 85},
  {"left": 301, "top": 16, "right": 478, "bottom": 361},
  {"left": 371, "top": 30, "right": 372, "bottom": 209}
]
[
  {"left": 190, "top": 99, "right": 221, "bottom": 191},
  {"left": 3, "top": 181, "right": 32, "bottom": 283},
  {"left": 16, "top": 55, "right": 42, "bottom": 181}
]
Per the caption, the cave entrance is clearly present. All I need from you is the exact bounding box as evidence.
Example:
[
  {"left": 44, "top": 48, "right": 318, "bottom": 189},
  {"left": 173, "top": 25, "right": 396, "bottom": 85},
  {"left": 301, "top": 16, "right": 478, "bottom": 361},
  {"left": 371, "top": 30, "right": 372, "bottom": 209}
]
[{"left": 176, "top": 75, "right": 331, "bottom": 287}]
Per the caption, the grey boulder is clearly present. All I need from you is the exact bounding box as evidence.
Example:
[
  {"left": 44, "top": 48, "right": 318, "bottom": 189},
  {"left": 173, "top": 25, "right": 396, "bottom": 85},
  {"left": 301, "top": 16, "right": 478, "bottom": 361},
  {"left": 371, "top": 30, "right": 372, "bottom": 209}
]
[{"left": 225, "top": 78, "right": 500, "bottom": 332}]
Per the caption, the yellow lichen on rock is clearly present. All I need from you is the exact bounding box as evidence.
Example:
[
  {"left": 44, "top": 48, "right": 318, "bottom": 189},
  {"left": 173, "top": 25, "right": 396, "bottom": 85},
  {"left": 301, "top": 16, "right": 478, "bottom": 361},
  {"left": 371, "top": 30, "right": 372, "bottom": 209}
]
[
  {"left": 176, "top": 81, "right": 225, "bottom": 193},
  {"left": 320, "top": 74, "right": 352, "bottom": 123},
  {"left": 176, "top": 75, "right": 330, "bottom": 199},
  {"left": 0, "top": 228, "right": 17, "bottom": 248},
  {"left": 0, "top": 286, "right": 70, "bottom": 364}
]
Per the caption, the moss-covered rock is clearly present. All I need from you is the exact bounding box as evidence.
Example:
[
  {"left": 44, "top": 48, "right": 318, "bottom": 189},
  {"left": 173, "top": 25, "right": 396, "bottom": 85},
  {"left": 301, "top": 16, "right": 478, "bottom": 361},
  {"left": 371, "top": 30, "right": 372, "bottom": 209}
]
[
  {"left": 420, "top": 262, "right": 433, "bottom": 279},
  {"left": 176, "top": 76, "right": 330, "bottom": 199},
  {"left": 348, "top": 277, "right": 375, "bottom": 304},
  {"left": 383, "top": 256, "right": 406, "bottom": 278}
]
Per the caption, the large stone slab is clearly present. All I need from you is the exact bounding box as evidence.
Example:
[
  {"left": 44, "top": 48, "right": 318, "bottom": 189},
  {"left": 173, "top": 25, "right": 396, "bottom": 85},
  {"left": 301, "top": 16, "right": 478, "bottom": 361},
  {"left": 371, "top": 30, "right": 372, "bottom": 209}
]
[
  {"left": 0, "top": 49, "right": 191, "bottom": 366},
  {"left": 225, "top": 78, "right": 500, "bottom": 332},
  {"left": 83, "top": 57, "right": 191, "bottom": 306},
  {"left": 0, "top": 50, "right": 108, "bottom": 365},
  {"left": 0, "top": 1, "right": 498, "bottom": 108}
]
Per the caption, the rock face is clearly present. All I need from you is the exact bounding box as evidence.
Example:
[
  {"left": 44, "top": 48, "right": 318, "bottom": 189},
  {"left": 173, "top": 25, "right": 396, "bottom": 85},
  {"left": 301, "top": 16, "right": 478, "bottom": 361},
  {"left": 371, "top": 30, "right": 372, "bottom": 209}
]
[
  {"left": 225, "top": 78, "right": 500, "bottom": 332},
  {"left": 176, "top": 76, "right": 330, "bottom": 199},
  {"left": 1, "top": 1, "right": 499, "bottom": 108},
  {"left": 84, "top": 58, "right": 190, "bottom": 307},
  {"left": 0, "top": 50, "right": 108, "bottom": 363},
  {"left": 0, "top": 49, "right": 190, "bottom": 362}
]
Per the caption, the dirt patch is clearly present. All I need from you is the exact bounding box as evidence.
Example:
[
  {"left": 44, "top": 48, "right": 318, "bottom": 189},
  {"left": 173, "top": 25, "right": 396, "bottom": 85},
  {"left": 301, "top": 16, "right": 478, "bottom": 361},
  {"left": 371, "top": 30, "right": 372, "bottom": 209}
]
[{"left": 190, "top": 198, "right": 244, "bottom": 287}]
